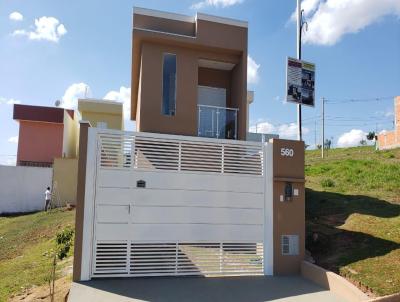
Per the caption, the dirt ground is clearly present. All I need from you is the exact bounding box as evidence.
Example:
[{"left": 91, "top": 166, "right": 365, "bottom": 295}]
[{"left": 8, "top": 277, "right": 71, "bottom": 302}]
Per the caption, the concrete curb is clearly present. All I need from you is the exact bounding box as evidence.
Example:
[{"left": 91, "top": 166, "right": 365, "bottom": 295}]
[
  {"left": 301, "top": 261, "right": 369, "bottom": 302},
  {"left": 368, "top": 293, "right": 400, "bottom": 302},
  {"left": 301, "top": 261, "right": 400, "bottom": 302}
]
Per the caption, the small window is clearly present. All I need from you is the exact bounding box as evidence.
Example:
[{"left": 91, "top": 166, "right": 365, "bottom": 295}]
[
  {"left": 281, "top": 235, "right": 299, "bottom": 256},
  {"left": 97, "top": 121, "right": 108, "bottom": 129},
  {"left": 162, "top": 53, "right": 177, "bottom": 116}
]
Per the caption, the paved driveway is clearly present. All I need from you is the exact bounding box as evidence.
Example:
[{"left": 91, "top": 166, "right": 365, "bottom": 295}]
[{"left": 68, "top": 276, "right": 348, "bottom": 302}]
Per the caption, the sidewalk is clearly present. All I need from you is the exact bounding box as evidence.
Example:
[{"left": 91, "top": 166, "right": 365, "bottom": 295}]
[{"left": 68, "top": 275, "right": 348, "bottom": 302}]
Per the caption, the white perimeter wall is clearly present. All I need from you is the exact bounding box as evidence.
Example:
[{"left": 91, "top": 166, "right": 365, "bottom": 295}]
[{"left": 0, "top": 166, "right": 52, "bottom": 214}]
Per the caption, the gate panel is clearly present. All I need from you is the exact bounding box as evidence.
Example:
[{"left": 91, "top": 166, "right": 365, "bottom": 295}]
[{"left": 91, "top": 130, "right": 266, "bottom": 278}]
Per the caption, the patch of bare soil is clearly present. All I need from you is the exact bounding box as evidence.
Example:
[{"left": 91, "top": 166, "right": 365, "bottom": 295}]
[{"left": 8, "top": 276, "right": 71, "bottom": 302}]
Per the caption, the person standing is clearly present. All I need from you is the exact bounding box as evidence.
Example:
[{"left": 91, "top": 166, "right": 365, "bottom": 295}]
[{"left": 45, "top": 187, "right": 51, "bottom": 211}]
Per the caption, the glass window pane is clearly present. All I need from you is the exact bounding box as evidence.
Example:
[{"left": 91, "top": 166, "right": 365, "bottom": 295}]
[{"left": 162, "top": 53, "right": 176, "bottom": 115}]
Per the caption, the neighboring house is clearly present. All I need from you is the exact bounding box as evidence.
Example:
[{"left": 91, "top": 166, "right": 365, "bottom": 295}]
[
  {"left": 73, "top": 8, "right": 305, "bottom": 282},
  {"left": 377, "top": 96, "right": 400, "bottom": 150},
  {"left": 13, "top": 104, "right": 79, "bottom": 167},
  {"left": 78, "top": 99, "right": 124, "bottom": 130},
  {"left": 11, "top": 99, "right": 123, "bottom": 207}
]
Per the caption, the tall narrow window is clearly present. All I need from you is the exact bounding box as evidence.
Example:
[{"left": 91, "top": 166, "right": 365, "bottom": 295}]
[{"left": 162, "top": 53, "right": 176, "bottom": 115}]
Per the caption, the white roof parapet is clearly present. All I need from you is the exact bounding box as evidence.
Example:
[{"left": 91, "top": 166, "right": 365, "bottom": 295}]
[
  {"left": 133, "top": 7, "right": 195, "bottom": 23},
  {"left": 78, "top": 98, "right": 123, "bottom": 106},
  {"left": 133, "top": 6, "right": 248, "bottom": 28},
  {"left": 196, "top": 12, "right": 248, "bottom": 28}
]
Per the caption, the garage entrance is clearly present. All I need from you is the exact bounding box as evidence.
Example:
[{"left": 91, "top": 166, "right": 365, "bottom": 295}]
[{"left": 84, "top": 129, "right": 271, "bottom": 278}]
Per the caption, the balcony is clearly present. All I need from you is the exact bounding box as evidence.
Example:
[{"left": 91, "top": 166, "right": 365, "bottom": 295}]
[{"left": 197, "top": 105, "right": 238, "bottom": 140}]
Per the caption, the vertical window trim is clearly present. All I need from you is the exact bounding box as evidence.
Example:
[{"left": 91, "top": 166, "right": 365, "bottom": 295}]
[{"left": 161, "top": 53, "right": 177, "bottom": 116}]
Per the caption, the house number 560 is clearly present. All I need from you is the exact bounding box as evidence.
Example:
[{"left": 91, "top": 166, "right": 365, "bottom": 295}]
[{"left": 280, "top": 148, "right": 294, "bottom": 157}]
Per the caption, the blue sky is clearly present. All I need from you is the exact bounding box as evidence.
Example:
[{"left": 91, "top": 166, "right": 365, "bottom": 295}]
[{"left": 0, "top": 0, "right": 399, "bottom": 164}]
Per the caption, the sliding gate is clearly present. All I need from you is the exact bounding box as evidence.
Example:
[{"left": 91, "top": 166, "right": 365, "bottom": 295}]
[{"left": 90, "top": 129, "right": 267, "bottom": 278}]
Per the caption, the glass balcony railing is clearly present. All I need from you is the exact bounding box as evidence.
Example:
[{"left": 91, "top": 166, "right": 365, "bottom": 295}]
[{"left": 197, "top": 105, "right": 238, "bottom": 140}]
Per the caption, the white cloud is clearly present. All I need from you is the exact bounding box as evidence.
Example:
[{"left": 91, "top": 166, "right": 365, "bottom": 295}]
[
  {"left": 0, "top": 156, "right": 17, "bottom": 166},
  {"left": 103, "top": 86, "right": 131, "bottom": 121},
  {"left": 191, "top": 0, "right": 244, "bottom": 9},
  {"left": 0, "top": 97, "right": 21, "bottom": 105},
  {"left": 61, "top": 83, "right": 91, "bottom": 109},
  {"left": 8, "top": 136, "right": 18, "bottom": 144},
  {"left": 7, "top": 99, "right": 21, "bottom": 105},
  {"left": 13, "top": 16, "right": 67, "bottom": 42},
  {"left": 104, "top": 87, "right": 136, "bottom": 131},
  {"left": 247, "top": 55, "right": 260, "bottom": 85},
  {"left": 9, "top": 11, "right": 23, "bottom": 21},
  {"left": 291, "top": 0, "right": 400, "bottom": 46},
  {"left": 249, "top": 121, "right": 275, "bottom": 134},
  {"left": 337, "top": 129, "right": 366, "bottom": 147},
  {"left": 290, "top": 0, "right": 320, "bottom": 22},
  {"left": 249, "top": 121, "right": 309, "bottom": 139},
  {"left": 385, "top": 111, "right": 394, "bottom": 117}
]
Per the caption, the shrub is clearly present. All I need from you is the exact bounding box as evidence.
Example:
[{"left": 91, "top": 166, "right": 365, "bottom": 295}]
[
  {"left": 383, "top": 152, "right": 395, "bottom": 159},
  {"left": 320, "top": 178, "right": 335, "bottom": 188},
  {"left": 55, "top": 226, "right": 74, "bottom": 260}
]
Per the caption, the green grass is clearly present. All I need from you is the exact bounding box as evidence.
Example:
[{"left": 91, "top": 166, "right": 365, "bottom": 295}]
[
  {"left": 0, "top": 209, "right": 75, "bottom": 302},
  {"left": 305, "top": 146, "right": 400, "bottom": 296}
]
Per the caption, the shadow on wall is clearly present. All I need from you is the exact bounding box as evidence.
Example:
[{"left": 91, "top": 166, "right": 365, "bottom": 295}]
[{"left": 305, "top": 188, "right": 400, "bottom": 271}]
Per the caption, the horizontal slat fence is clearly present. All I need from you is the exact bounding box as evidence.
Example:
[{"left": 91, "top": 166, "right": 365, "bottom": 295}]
[
  {"left": 94, "top": 241, "right": 263, "bottom": 277},
  {"left": 98, "top": 131, "right": 263, "bottom": 176}
]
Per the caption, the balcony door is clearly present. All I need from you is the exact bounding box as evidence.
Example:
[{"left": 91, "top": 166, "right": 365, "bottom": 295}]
[
  {"left": 198, "top": 85, "right": 226, "bottom": 107},
  {"left": 198, "top": 86, "right": 237, "bottom": 139}
]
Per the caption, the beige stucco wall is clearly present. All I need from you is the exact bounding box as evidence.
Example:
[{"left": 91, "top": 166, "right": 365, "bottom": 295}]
[
  {"left": 78, "top": 100, "right": 123, "bottom": 130},
  {"left": 63, "top": 112, "right": 79, "bottom": 158},
  {"left": 52, "top": 158, "right": 78, "bottom": 205},
  {"left": 136, "top": 41, "right": 247, "bottom": 138},
  {"left": 131, "top": 14, "right": 248, "bottom": 139},
  {"left": 272, "top": 139, "right": 305, "bottom": 275},
  {"left": 80, "top": 111, "right": 123, "bottom": 130}
]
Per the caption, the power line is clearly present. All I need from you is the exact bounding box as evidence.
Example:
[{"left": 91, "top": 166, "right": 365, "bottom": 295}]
[{"left": 325, "top": 96, "right": 396, "bottom": 104}]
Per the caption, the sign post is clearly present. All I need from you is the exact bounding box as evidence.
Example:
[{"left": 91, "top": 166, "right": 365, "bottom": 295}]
[
  {"left": 286, "top": 1, "right": 315, "bottom": 141},
  {"left": 297, "top": 0, "right": 302, "bottom": 141}
]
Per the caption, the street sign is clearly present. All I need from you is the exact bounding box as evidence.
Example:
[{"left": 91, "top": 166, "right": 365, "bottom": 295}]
[{"left": 286, "top": 57, "right": 315, "bottom": 107}]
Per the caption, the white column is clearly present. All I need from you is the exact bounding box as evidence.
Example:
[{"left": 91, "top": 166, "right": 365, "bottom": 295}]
[
  {"left": 80, "top": 127, "right": 98, "bottom": 281},
  {"left": 263, "top": 141, "right": 274, "bottom": 275}
]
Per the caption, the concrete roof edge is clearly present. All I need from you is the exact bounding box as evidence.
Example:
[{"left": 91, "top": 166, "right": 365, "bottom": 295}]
[
  {"left": 196, "top": 12, "right": 248, "bottom": 28},
  {"left": 78, "top": 98, "right": 123, "bottom": 106},
  {"left": 133, "top": 7, "right": 195, "bottom": 23}
]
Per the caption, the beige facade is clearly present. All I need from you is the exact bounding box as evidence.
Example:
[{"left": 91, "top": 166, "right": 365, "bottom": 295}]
[
  {"left": 78, "top": 99, "right": 124, "bottom": 130},
  {"left": 131, "top": 8, "right": 249, "bottom": 140},
  {"left": 52, "top": 158, "right": 78, "bottom": 205},
  {"left": 62, "top": 110, "right": 79, "bottom": 158},
  {"left": 271, "top": 139, "right": 305, "bottom": 274}
]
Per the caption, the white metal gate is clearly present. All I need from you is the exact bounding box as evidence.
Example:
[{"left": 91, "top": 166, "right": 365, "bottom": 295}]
[{"left": 89, "top": 129, "right": 269, "bottom": 278}]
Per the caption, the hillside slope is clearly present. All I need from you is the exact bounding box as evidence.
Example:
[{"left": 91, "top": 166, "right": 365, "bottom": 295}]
[
  {"left": 305, "top": 146, "right": 400, "bottom": 296},
  {"left": 0, "top": 209, "right": 75, "bottom": 302}
]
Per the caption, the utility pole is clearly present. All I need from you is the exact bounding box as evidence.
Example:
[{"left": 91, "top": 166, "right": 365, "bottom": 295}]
[
  {"left": 297, "top": 0, "right": 302, "bottom": 141},
  {"left": 321, "top": 97, "right": 325, "bottom": 158},
  {"left": 314, "top": 120, "right": 317, "bottom": 149}
]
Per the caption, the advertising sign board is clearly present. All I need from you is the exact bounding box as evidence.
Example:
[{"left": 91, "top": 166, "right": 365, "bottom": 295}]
[{"left": 286, "top": 57, "right": 315, "bottom": 107}]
